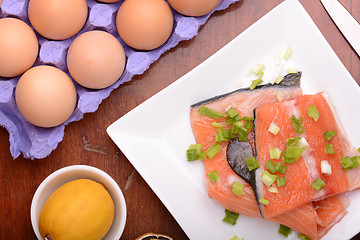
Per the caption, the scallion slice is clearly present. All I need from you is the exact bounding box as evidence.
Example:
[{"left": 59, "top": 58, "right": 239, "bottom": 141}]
[
  {"left": 261, "top": 170, "right": 277, "bottom": 187},
  {"left": 186, "top": 144, "right": 205, "bottom": 161},
  {"left": 291, "top": 115, "right": 304, "bottom": 134},
  {"left": 307, "top": 105, "right": 320, "bottom": 122},
  {"left": 237, "top": 127, "right": 249, "bottom": 141},
  {"left": 311, "top": 177, "right": 326, "bottom": 192},
  {"left": 275, "top": 162, "right": 287, "bottom": 174},
  {"left": 205, "top": 142, "right": 221, "bottom": 159},
  {"left": 297, "top": 234, "right": 311, "bottom": 240},
  {"left": 245, "top": 156, "right": 259, "bottom": 171},
  {"left": 250, "top": 77, "right": 263, "bottom": 90},
  {"left": 234, "top": 121, "right": 244, "bottom": 128},
  {"left": 212, "top": 122, "right": 223, "bottom": 128},
  {"left": 226, "top": 117, "right": 234, "bottom": 126},
  {"left": 278, "top": 224, "right": 292, "bottom": 237},
  {"left": 199, "top": 105, "right": 227, "bottom": 119},
  {"left": 268, "top": 123, "right": 280, "bottom": 135},
  {"left": 284, "top": 145, "right": 303, "bottom": 163},
  {"left": 233, "top": 114, "right": 242, "bottom": 122},
  {"left": 259, "top": 198, "right": 269, "bottom": 205},
  {"left": 283, "top": 46, "right": 293, "bottom": 60},
  {"left": 275, "top": 76, "right": 284, "bottom": 84},
  {"left": 232, "top": 181, "right": 245, "bottom": 197},
  {"left": 266, "top": 159, "right": 277, "bottom": 173},
  {"left": 222, "top": 209, "right": 239, "bottom": 225},
  {"left": 324, "top": 131, "right": 337, "bottom": 141},
  {"left": 226, "top": 107, "right": 239, "bottom": 119},
  {"left": 270, "top": 147, "right": 282, "bottom": 160},
  {"left": 207, "top": 171, "right": 220, "bottom": 183},
  {"left": 325, "top": 143, "right": 334, "bottom": 154},
  {"left": 268, "top": 186, "right": 279, "bottom": 193},
  {"left": 341, "top": 156, "right": 360, "bottom": 171},
  {"left": 277, "top": 176, "right": 286, "bottom": 187},
  {"left": 321, "top": 160, "right": 332, "bottom": 175}
]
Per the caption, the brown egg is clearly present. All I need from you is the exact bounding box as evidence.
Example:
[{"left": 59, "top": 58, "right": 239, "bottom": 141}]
[
  {"left": 116, "top": 0, "right": 173, "bottom": 50},
  {"left": 28, "top": 0, "right": 88, "bottom": 40},
  {"left": 15, "top": 65, "right": 77, "bottom": 128},
  {"left": 67, "top": 30, "right": 126, "bottom": 89},
  {"left": 97, "top": 0, "right": 121, "bottom": 2},
  {"left": 167, "top": 0, "right": 221, "bottom": 16},
  {"left": 0, "top": 18, "right": 39, "bottom": 78}
]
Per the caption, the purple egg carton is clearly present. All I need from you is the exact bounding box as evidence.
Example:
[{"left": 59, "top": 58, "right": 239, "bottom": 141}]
[{"left": 0, "top": 0, "right": 240, "bottom": 159}]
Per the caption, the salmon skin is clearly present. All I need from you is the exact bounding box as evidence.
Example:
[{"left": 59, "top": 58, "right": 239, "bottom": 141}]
[
  {"left": 253, "top": 92, "right": 359, "bottom": 219},
  {"left": 189, "top": 72, "right": 355, "bottom": 239},
  {"left": 191, "top": 72, "right": 302, "bottom": 108}
]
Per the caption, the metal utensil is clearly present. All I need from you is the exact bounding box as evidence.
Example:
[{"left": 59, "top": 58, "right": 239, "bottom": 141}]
[{"left": 321, "top": 0, "right": 360, "bottom": 56}]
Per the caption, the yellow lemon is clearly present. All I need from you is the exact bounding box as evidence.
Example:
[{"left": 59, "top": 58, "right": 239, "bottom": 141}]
[{"left": 39, "top": 179, "right": 115, "bottom": 240}]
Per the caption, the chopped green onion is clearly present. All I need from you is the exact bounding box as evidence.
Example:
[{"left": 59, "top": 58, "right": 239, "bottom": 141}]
[
  {"left": 212, "top": 122, "right": 223, "bottom": 128},
  {"left": 229, "top": 236, "right": 243, "bottom": 240},
  {"left": 261, "top": 170, "right": 278, "bottom": 187},
  {"left": 186, "top": 144, "right": 205, "bottom": 161},
  {"left": 277, "top": 176, "right": 286, "bottom": 187},
  {"left": 311, "top": 177, "right": 326, "bottom": 192},
  {"left": 268, "top": 186, "right": 279, "bottom": 193},
  {"left": 275, "top": 162, "right": 287, "bottom": 174},
  {"left": 207, "top": 171, "right": 220, "bottom": 183},
  {"left": 226, "top": 117, "right": 234, "bottom": 126},
  {"left": 234, "top": 121, "right": 244, "bottom": 128},
  {"left": 268, "top": 123, "right": 280, "bottom": 135},
  {"left": 307, "top": 105, "right": 320, "bottom": 122},
  {"left": 245, "top": 156, "right": 259, "bottom": 171},
  {"left": 275, "top": 76, "right": 284, "bottom": 84},
  {"left": 205, "top": 142, "right": 221, "bottom": 159},
  {"left": 218, "top": 128, "right": 227, "bottom": 142},
  {"left": 250, "top": 77, "right": 263, "bottom": 90},
  {"left": 266, "top": 159, "right": 277, "bottom": 173},
  {"left": 284, "top": 145, "right": 303, "bottom": 163},
  {"left": 321, "top": 160, "right": 332, "bottom": 175},
  {"left": 186, "top": 149, "right": 197, "bottom": 161},
  {"left": 283, "top": 46, "right": 293, "bottom": 60},
  {"left": 237, "top": 126, "right": 249, "bottom": 141},
  {"left": 259, "top": 198, "right": 269, "bottom": 205},
  {"left": 226, "top": 107, "right": 239, "bottom": 119},
  {"left": 243, "top": 116, "right": 254, "bottom": 130},
  {"left": 287, "top": 68, "right": 298, "bottom": 74},
  {"left": 324, "top": 131, "right": 337, "bottom": 141},
  {"left": 286, "top": 137, "right": 302, "bottom": 147},
  {"left": 250, "top": 63, "right": 265, "bottom": 76},
  {"left": 222, "top": 209, "right": 239, "bottom": 225},
  {"left": 291, "top": 115, "right": 304, "bottom": 134},
  {"left": 232, "top": 181, "right": 245, "bottom": 197},
  {"left": 297, "top": 234, "right": 311, "bottom": 240},
  {"left": 243, "top": 116, "right": 254, "bottom": 122},
  {"left": 233, "top": 114, "right": 242, "bottom": 122},
  {"left": 199, "top": 105, "right": 227, "bottom": 119},
  {"left": 325, "top": 143, "right": 334, "bottom": 154},
  {"left": 270, "top": 147, "right": 282, "bottom": 160},
  {"left": 341, "top": 156, "right": 360, "bottom": 171},
  {"left": 278, "top": 224, "right": 292, "bottom": 237}
]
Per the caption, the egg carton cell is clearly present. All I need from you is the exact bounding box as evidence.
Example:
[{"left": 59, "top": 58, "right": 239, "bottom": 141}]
[{"left": 0, "top": 0, "right": 240, "bottom": 159}]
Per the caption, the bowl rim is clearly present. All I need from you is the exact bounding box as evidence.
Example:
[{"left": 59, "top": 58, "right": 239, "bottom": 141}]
[{"left": 30, "top": 164, "right": 127, "bottom": 240}]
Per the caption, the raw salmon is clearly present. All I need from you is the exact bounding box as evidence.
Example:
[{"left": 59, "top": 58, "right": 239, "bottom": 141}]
[
  {"left": 189, "top": 74, "right": 353, "bottom": 239},
  {"left": 253, "top": 92, "right": 359, "bottom": 219}
]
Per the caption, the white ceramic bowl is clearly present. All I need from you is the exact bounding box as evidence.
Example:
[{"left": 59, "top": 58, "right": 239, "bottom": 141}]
[{"left": 30, "top": 165, "right": 126, "bottom": 240}]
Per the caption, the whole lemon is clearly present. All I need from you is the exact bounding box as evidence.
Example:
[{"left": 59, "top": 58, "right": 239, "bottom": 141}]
[{"left": 39, "top": 179, "right": 115, "bottom": 240}]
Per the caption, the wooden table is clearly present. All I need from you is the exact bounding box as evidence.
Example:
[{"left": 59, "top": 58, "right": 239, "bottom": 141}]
[{"left": 0, "top": 0, "right": 359, "bottom": 239}]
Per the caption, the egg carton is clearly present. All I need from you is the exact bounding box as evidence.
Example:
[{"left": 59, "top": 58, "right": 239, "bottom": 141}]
[{"left": 0, "top": 0, "right": 240, "bottom": 159}]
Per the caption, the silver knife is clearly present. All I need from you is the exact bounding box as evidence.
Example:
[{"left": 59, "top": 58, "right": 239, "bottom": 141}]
[{"left": 321, "top": 0, "right": 360, "bottom": 56}]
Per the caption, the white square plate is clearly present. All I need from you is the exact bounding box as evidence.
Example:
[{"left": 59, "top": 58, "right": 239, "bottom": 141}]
[{"left": 107, "top": 0, "right": 360, "bottom": 239}]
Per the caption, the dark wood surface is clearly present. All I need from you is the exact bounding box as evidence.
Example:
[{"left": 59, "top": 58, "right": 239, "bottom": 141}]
[{"left": 1, "top": 0, "right": 359, "bottom": 239}]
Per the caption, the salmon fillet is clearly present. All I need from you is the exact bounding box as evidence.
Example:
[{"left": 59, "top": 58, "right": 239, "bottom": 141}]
[
  {"left": 254, "top": 93, "right": 358, "bottom": 219},
  {"left": 189, "top": 74, "right": 354, "bottom": 239}
]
